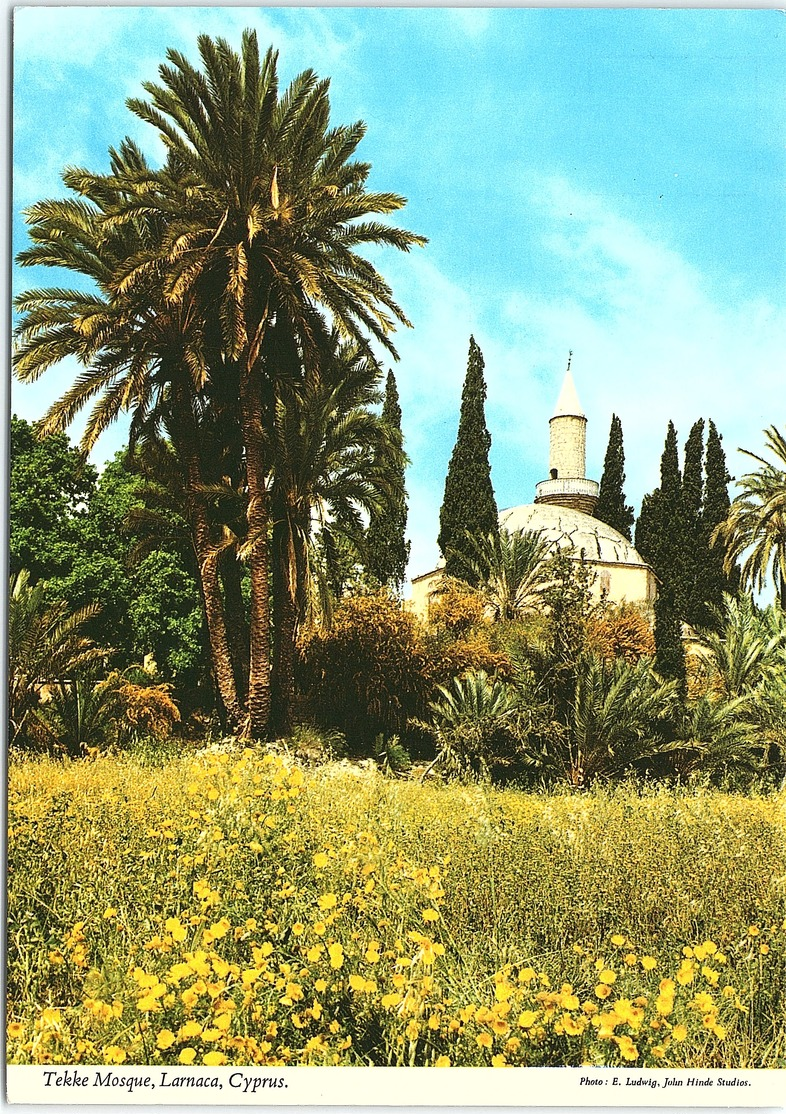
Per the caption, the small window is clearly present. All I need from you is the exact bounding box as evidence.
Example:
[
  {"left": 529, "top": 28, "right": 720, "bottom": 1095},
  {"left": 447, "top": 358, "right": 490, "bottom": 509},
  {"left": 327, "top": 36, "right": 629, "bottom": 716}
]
[{"left": 550, "top": 468, "right": 558, "bottom": 480}]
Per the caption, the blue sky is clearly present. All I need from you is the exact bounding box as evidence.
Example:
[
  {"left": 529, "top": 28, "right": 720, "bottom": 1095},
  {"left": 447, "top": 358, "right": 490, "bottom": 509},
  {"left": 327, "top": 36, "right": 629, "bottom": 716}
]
[{"left": 12, "top": 5, "right": 786, "bottom": 586}]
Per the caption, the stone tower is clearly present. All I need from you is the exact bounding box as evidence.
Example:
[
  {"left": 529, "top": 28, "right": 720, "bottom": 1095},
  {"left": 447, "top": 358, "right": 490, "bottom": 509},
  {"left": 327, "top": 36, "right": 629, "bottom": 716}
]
[{"left": 534, "top": 355, "right": 599, "bottom": 515}]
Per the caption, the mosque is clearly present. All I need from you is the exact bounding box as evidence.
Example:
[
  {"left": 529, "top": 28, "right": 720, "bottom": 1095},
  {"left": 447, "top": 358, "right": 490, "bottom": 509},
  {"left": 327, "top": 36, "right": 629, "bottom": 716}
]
[{"left": 408, "top": 362, "right": 658, "bottom": 619}]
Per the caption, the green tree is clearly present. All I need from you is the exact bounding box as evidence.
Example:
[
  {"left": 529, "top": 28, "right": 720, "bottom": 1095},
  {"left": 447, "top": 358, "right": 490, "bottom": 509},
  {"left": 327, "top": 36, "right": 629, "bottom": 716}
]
[
  {"left": 715, "top": 426, "right": 786, "bottom": 608},
  {"left": 365, "top": 369, "right": 410, "bottom": 593},
  {"left": 702, "top": 420, "right": 739, "bottom": 618},
  {"left": 15, "top": 32, "right": 425, "bottom": 737},
  {"left": 460, "top": 527, "right": 553, "bottom": 621},
  {"left": 126, "top": 31, "right": 425, "bottom": 736},
  {"left": 8, "top": 571, "right": 107, "bottom": 748},
  {"left": 269, "top": 339, "right": 395, "bottom": 735},
  {"left": 438, "top": 337, "right": 498, "bottom": 583},
  {"left": 594, "top": 414, "right": 634, "bottom": 540},
  {"left": 681, "top": 418, "right": 706, "bottom": 629},
  {"left": 13, "top": 140, "right": 247, "bottom": 728},
  {"left": 635, "top": 421, "right": 687, "bottom": 682},
  {"left": 10, "top": 416, "right": 97, "bottom": 584}
]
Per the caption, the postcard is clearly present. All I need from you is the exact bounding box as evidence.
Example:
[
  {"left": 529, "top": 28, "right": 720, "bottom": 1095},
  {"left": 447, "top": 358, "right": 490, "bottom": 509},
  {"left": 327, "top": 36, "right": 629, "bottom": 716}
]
[{"left": 7, "top": 4, "right": 786, "bottom": 1110}]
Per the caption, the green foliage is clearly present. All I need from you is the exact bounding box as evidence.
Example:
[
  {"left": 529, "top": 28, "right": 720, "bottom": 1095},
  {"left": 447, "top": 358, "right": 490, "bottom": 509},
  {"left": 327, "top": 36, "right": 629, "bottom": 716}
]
[
  {"left": 9, "top": 416, "right": 97, "bottom": 584},
  {"left": 702, "top": 420, "right": 739, "bottom": 615},
  {"left": 455, "top": 527, "right": 553, "bottom": 621},
  {"left": 594, "top": 414, "right": 634, "bottom": 540},
  {"left": 425, "top": 670, "right": 517, "bottom": 781},
  {"left": 8, "top": 571, "right": 108, "bottom": 748},
  {"left": 438, "top": 337, "right": 498, "bottom": 583},
  {"left": 365, "top": 370, "right": 411, "bottom": 593},
  {"left": 715, "top": 425, "right": 786, "bottom": 609},
  {"left": 299, "top": 593, "right": 430, "bottom": 749},
  {"left": 636, "top": 422, "right": 688, "bottom": 681}
]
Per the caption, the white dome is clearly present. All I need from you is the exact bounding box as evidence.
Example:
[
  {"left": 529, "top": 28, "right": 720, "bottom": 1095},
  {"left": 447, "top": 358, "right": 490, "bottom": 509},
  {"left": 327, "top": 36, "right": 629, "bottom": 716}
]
[{"left": 499, "top": 503, "right": 648, "bottom": 568}]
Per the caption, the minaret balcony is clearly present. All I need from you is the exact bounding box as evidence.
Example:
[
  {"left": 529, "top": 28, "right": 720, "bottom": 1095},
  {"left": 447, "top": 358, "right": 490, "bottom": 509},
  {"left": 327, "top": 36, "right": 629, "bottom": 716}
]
[{"left": 534, "top": 477, "right": 599, "bottom": 515}]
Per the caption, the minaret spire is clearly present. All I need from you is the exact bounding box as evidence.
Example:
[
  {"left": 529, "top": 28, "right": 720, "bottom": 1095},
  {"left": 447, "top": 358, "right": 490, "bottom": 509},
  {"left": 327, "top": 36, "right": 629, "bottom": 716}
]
[{"left": 535, "top": 354, "right": 599, "bottom": 515}]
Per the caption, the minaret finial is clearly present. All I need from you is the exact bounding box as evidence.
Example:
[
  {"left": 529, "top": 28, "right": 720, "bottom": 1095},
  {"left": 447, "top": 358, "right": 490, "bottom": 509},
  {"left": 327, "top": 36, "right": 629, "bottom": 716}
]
[{"left": 567, "top": 350, "right": 573, "bottom": 373}]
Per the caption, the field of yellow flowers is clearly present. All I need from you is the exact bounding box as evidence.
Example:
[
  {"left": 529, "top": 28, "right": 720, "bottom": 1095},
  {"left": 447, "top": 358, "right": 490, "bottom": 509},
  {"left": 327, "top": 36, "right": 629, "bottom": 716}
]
[{"left": 7, "top": 746, "right": 786, "bottom": 1069}]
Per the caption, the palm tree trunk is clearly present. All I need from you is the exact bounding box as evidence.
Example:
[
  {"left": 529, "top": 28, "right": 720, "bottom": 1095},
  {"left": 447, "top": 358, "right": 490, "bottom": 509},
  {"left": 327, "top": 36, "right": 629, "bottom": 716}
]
[
  {"left": 220, "top": 549, "right": 250, "bottom": 704},
  {"left": 170, "top": 382, "right": 243, "bottom": 730},
  {"left": 241, "top": 378, "right": 272, "bottom": 738},
  {"left": 187, "top": 472, "right": 243, "bottom": 731},
  {"left": 270, "top": 502, "right": 299, "bottom": 738}
]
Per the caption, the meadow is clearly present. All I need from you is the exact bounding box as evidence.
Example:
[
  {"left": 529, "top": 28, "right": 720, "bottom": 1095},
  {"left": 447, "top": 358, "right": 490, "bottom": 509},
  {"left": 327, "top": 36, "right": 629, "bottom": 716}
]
[{"left": 6, "top": 744, "right": 786, "bottom": 1069}]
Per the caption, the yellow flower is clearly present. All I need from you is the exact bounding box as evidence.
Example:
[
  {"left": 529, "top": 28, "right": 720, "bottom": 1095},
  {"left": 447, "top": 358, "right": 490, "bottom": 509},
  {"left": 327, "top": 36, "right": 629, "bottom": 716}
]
[
  {"left": 381, "top": 993, "right": 402, "bottom": 1009},
  {"left": 292, "top": 922, "right": 305, "bottom": 936},
  {"left": 179, "top": 1020, "right": 202, "bottom": 1039},
  {"left": 611, "top": 934, "right": 626, "bottom": 946},
  {"left": 7, "top": 1022, "right": 24, "bottom": 1040},
  {"left": 491, "top": 1053, "right": 507, "bottom": 1067},
  {"left": 103, "top": 907, "right": 117, "bottom": 920},
  {"left": 103, "top": 1046, "right": 126, "bottom": 1064},
  {"left": 434, "top": 1055, "right": 451, "bottom": 1067},
  {"left": 641, "top": 956, "right": 657, "bottom": 971},
  {"left": 315, "top": 979, "right": 328, "bottom": 993},
  {"left": 672, "top": 1024, "right": 687, "bottom": 1042},
  {"left": 405, "top": 1021, "right": 420, "bottom": 1040},
  {"left": 476, "top": 1033, "right": 493, "bottom": 1049},
  {"left": 313, "top": 852, "right": 329, "bottom": 869},
  {"left": 517, "top": 1010, "right": 538, "bottom": 1029},
  {"left": 616, "top": 1035, "right": 639, "bottom": 1062},
  {"left": 422, "top": 908, "right": 440, "bottom": 922},
  {"left": 328, "top": 943, "right": 344, "bottom": 969},
  {"left": 165, "top": 918, "right": 187, "bottom": 942},
  {"left": 748, "top": 925, "right": 760, "bottom": 937},
  {"left": 598, "top": 969, "right": 617, "bottom": 985},
  {"left": 178, "top": 1048, "right": 197, "bottom": 1065},
  {"left": 156, "top": 1029, "right": 176, "bottom": 1050},
  {"left": 318, "top": 893, "right": 338, "bottom": 910},
  {"left": 595, "top": 984, "right": 612, "bottom": 1000},
  {"left": 202, "top": 1051, "right": 227, "bottom": 1066}
]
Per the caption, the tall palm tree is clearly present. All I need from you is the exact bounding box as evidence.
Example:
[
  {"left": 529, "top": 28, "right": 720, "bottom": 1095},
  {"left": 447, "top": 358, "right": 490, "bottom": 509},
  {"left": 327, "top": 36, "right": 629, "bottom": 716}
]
[
  {"left": 269, "top": 336, "right": 398, "bottom": 735},
  {"left": 13, "top": 143, "right": 245, "bottom": 727},
  {"left": 120, "top": 30, "right": 425, "bottom": 735},
  {"left": 716, "top": 426, "right": 786, "bottom": 607}
]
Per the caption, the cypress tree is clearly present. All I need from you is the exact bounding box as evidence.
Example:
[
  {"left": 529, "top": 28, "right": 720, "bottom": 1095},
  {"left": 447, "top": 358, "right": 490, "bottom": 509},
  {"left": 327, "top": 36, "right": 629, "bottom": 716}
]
[
  {"left": 594, "top": 413, "right": 634, "bottom": 540},
  {"left": 702, "top": 419, "right": 739, "bottom": 618},
  {"left": 682, "top": 419, "right": 706, "bottom": 628},
  {"left": 366, "top": 370, "right": 411, "bottom": 592},
  {"left": 438, "top": 336, "right": 498, "bottom": 583},
  {"left": 635, "top": 421, "right": 687, "bottom": 682}
]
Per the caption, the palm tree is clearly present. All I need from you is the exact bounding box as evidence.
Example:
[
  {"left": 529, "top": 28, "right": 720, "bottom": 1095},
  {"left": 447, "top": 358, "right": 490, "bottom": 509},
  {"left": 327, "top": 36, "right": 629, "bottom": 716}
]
[
  {"left": 8, "top": 570, "right": 107, "bottom": 747},
  {"left": 716, "top": 426, "right": 786, "bottom": 607},
  {"left": 458, "top": 527, "right": 553, "bottom": 621},
  {"left": 426, "top": 670, "right": 517, "bottom": 781},
  {"left": 540, "top": 654, "right": 678, "bottom": 787},
  {"left": 13, "top": 146, "right": 245, "bottom": 728},
  {"left": 696, "top": 592, "right": 785, "bottom": 700},
  {"left": 120, "top": 31, "right": 425, "bottom": 735},
  {"left": 269, "top": 336, "right": 398, "bottom": 734}
]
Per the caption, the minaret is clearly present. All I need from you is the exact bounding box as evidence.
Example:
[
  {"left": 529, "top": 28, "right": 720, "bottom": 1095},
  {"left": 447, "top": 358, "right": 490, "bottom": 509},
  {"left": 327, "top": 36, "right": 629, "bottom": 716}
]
[{"left": 534, "top": 354, "right": 599, "bottom": 515}]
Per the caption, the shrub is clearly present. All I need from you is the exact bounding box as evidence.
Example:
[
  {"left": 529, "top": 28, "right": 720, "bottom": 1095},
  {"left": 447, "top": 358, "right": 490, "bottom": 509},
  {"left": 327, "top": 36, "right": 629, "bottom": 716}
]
[
  {"left": 298, "top": 592, "right": 430, "bottom": 749},
  {"left": 587, "top": 603, "right": 656, "bottom": 663}
]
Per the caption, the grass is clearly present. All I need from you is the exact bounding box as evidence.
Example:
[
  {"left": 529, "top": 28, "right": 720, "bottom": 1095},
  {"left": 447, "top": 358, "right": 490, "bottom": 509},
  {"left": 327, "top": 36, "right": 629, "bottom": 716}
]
[{"left": 6, "top": 745, "right": 786, "bottom": 1068}]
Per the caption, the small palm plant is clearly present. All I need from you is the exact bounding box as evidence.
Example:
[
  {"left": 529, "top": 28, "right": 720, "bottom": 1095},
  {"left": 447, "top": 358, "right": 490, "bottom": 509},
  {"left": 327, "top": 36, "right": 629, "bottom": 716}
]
[
  {"left": 424, "top": 670, "right": 517, "bottom": 781},
  {"left": 8, "top": 570, "right": 107, "bottom": 748},
  {"left": 458, "top": 527, "right": 553, "bottom": 621}
]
